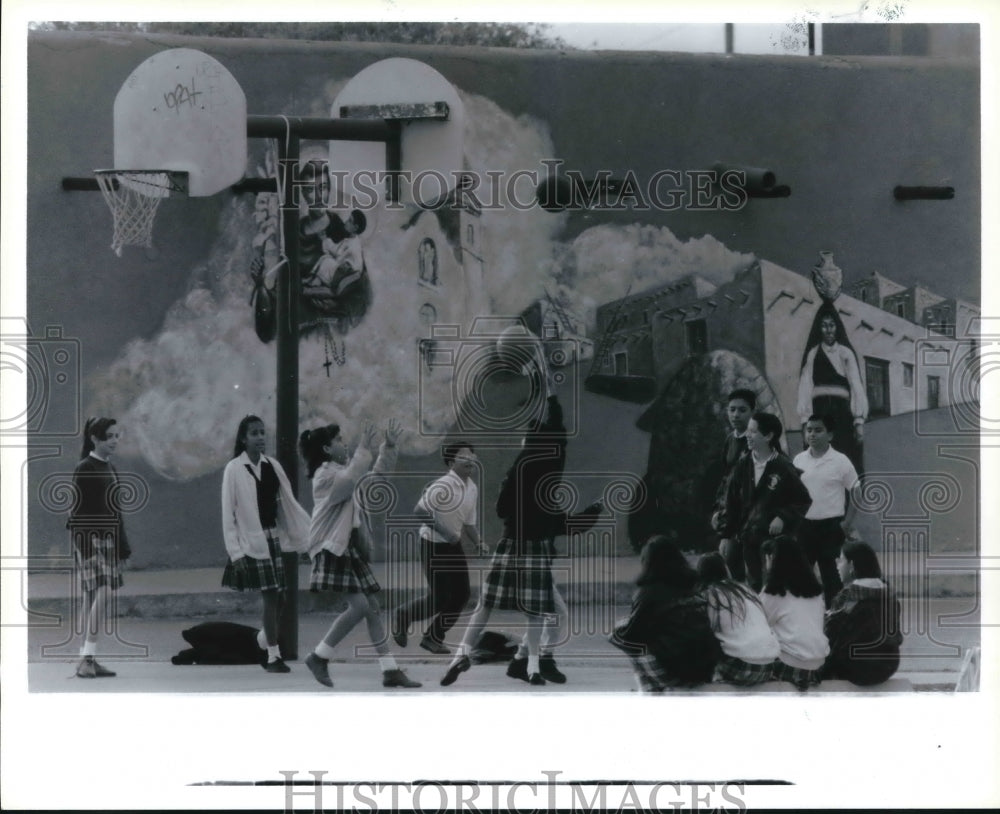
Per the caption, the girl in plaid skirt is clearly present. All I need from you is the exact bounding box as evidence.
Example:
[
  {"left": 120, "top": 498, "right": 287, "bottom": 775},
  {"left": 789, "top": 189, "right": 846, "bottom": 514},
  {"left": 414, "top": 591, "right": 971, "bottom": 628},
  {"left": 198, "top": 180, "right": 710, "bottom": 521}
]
[
  {"left": 68, "top": 417, "right": 131, "bottom": 678},
  {"left": 299, "top": 420, "right": 420, "bottom": 690},
  {"left": 440, "top": 374, "right": 602, "bottom": 687},
  {"left": 697, "top": 552, "right": 779, "bottom": 686},
  {"left": 610, "top": 534, "right": 721, "bottom": 692},
  {"left": 221, "top": 415, "right": 310, "bottom": 673},
  {"left": 759, "top": 535, "right": 830, "bottom": 689}
]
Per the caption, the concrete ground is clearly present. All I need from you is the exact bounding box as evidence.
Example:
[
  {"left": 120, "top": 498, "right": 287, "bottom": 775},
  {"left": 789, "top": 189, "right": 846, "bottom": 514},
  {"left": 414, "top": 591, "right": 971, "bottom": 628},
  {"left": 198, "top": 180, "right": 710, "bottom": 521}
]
[{"left": 24, "top": 597, "right": 979, "bottom": 693}]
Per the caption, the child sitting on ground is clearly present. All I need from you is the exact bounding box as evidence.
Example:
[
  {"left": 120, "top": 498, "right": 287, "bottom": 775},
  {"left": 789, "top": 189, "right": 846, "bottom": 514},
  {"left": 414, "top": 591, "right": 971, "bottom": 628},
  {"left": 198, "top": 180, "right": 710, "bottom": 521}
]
[
  {"left": 759, "top": 535, "right": 830, "bottom": 689},
  {"left": 697, "top": 552, "right": 780, "bottom": 686}
]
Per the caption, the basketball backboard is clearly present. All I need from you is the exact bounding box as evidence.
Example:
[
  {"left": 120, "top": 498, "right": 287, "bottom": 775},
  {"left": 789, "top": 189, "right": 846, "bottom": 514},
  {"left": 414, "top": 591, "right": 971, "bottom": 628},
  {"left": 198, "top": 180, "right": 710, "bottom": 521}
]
[
  {"left": 329, "top": 58, "right": 465, "bottom": 207},
  {"left": 113, "top": 48, "right": 247, "bottom": 197}
]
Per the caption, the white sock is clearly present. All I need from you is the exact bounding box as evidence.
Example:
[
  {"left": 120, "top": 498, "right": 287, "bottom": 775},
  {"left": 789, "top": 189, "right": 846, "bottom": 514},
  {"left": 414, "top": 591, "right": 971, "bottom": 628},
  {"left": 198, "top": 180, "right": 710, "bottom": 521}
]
[
  {"left": 267, "top": 645, "right": 281, "bottom": 662},
  {"left": 82, "top": 640, "right": 97, "bottom": 657},
  {"left": 528, "top": 655, "right": 540, "bottom": 675},
  {"left": 379, "top": 655, "right": 398, "bottom": 672},
  {"left": 315, "top": 642, "right": 336, "bottom": 660},
  {"left": 256, "top": 629, "right": 268, "bottom": 649}
]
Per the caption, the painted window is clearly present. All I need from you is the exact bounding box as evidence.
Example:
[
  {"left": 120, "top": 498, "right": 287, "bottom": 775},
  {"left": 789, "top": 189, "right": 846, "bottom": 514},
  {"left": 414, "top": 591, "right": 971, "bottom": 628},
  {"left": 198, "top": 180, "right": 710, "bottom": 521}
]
[{"left": 902, "top": 362, "right": 914, "bottom": 387}]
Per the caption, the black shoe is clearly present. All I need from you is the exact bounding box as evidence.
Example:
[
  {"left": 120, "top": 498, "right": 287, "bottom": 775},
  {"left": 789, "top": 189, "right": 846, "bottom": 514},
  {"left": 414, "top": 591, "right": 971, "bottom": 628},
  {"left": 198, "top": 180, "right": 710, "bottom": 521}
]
[
  {"left": 420, "top": 636, "right": 451, "bottom": 655},
  {"left": 304, "top": 653, "right": 333, "bottom": 687},
  {"left": 265, "top": 658, "right": 291, "bottom": 673},
  {"left": 392, "top": 616, "right": 408, "bottom": 648},
  {"left": 506, "top": 657, "right": 529, "bottom": 682},
  {"left": 539, "top": 655, "right": 566, "bottom": 684},
  {"left": 528, "top": 672, "right": 546, "bottom": 686},
  {"left": 440, "top": 655, "right": 470, "bottom": 686},
  {"left": 92, "top": 659, "right": 117, "bottom": 678},
  {"left": 383, "top": 668, "right": 422, "bottom": 688}
]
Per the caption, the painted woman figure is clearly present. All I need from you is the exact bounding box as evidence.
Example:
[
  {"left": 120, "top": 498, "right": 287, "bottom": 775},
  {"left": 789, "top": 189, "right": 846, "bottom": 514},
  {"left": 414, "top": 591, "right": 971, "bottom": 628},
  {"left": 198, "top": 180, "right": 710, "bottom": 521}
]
[
  {"left": 797, "top": 301, "right": 867, "bottom": 474},
  {"left": 68, "top": 417, "right": 131, "bottom": 678}
]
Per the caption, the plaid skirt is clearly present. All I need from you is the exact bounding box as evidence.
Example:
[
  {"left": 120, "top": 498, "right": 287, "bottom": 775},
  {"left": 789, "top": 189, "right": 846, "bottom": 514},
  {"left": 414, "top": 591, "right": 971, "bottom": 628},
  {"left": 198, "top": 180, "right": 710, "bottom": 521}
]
[
  {"left": 74, "top": 536, "right": 123, "bottom": 592},
  {"left": 715, "top": 653, "right": 774, "bottom": 686},
  {"left": 221, "top": 530, "right": 286, "bottom": 593},
  {"left": 770, "top": 659, "right": 823, "bottom": 689},
  {"left": 481, "top": 536, "right": 555, "bottom": 616},
  {"left": 310, "top": 546, "right": 380, "bottom": 595}
]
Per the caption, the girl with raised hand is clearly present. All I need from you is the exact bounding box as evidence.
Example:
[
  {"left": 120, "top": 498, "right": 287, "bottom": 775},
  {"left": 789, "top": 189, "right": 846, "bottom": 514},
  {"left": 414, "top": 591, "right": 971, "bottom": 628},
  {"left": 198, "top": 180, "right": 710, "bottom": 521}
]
[
  {"left": 68, "top": 417, "right": 132, "bottom": 678},
  {"left": 759, "top": 535, "right": 830, "bottom": 689},
  {"left": 824, "top": 541, "right": 903, "bottom": 686},
  {"left": 221, "top": 414, "right": 310, "bottom": 674},
  {"left": 300, "top": 419, "right": 420, "bottom": 690},
  {"left": 696, "top": 552, "right": 780, "bottom": 687}
]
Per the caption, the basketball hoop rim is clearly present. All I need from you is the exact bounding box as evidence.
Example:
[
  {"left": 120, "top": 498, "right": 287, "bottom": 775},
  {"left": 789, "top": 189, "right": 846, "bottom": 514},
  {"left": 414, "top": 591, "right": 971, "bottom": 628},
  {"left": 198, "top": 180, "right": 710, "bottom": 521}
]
[{"left": 94, "top": 168, "right": 190, "bottom": 197}]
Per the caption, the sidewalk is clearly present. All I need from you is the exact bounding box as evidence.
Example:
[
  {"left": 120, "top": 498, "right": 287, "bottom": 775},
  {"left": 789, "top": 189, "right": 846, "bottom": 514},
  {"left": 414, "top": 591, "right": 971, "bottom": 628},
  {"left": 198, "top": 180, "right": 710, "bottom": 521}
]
[{"left": 24, "top": 552, "right": 978, "bottom": 622}]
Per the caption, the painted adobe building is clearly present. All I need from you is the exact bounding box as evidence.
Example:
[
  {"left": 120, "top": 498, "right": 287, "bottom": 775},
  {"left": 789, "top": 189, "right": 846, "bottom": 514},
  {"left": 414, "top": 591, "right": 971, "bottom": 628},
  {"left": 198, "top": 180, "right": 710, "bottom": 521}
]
[{"left": 590, "top": 257, "right": 974, "bottom": 427}]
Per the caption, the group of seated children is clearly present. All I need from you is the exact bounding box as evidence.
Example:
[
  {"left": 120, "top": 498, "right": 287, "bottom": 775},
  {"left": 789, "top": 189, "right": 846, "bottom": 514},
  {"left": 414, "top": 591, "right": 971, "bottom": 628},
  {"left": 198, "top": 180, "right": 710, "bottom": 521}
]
[
  {"left": 612, "top": 533, "right": 902, "bottom": 692},
  {"left": 612, "top": 387, "right": 902, "bottom": 692}
]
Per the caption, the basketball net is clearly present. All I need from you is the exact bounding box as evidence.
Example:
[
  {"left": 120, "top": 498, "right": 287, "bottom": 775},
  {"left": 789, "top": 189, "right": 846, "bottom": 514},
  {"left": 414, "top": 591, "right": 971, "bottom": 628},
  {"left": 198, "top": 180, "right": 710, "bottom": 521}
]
[{"left": 95, "top": 170, "right": 179, "bottom": 256}]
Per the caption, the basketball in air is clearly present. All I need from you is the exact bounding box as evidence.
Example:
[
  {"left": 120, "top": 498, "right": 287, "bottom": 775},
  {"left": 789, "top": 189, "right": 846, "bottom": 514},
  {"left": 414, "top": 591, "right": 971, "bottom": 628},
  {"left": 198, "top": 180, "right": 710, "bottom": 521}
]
[{"left": 495, "top": 325, "right": 539, "bottom": 371}]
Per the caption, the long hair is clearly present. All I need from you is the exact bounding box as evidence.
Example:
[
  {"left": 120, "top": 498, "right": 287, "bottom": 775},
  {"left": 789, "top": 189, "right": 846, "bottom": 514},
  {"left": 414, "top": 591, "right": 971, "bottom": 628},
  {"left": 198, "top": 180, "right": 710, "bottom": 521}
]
[
  {"left": 81, "top": 417, "right": 117, "bottom": 459},
  {"left": 299, "top": 424, "right": 341, "bottom": 479},
  {"left": 841, "top": 540, "right": 883, "bottom": 580},
  {"left": 751, "top": 411, "right": 783, "bottom": 452},
  {"left": 761, "top": 535, "right": 823, "bottom": 598},
  {"left": 232, "top": 414, "right": 264, "bottom": 459},
  {"left": 799, "top": 301, "right": 861, "bottom": 372},
  {"left": 636, "top": 533, "right": 698, "bottom": 597},
  {"left": 696, "top": 552, "right": 763, "bottom": 631}
]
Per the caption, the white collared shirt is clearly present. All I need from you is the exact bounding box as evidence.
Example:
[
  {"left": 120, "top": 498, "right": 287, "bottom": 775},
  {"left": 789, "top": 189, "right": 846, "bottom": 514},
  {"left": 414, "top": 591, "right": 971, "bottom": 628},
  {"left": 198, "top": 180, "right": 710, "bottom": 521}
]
[
  {"left": 418, "top": 469, "right": 478, "bottom": 543},
  {"left": 793, "top": 446, "right": 859, "bottom": 519}
]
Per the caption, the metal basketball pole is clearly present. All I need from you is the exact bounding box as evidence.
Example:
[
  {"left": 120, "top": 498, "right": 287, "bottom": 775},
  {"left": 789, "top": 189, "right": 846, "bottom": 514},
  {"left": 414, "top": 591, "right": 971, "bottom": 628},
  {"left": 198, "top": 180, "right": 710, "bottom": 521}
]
[{"left": 245, "top": 116, "right": 397, "bottom": 659}]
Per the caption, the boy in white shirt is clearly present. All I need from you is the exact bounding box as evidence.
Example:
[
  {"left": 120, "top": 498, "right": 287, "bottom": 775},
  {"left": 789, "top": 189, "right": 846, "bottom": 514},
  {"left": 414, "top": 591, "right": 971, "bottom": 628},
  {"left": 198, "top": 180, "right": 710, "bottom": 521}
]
[{"left": 793, "top": 413, "right": 860, "bottom": 607}]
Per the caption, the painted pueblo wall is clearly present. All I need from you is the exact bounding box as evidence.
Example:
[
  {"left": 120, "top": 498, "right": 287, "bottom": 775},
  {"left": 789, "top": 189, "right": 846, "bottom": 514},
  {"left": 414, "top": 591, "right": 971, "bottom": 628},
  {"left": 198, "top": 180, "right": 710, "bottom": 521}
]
[{"left": 24, "top": 31, "right": 979, "bottom": 567}]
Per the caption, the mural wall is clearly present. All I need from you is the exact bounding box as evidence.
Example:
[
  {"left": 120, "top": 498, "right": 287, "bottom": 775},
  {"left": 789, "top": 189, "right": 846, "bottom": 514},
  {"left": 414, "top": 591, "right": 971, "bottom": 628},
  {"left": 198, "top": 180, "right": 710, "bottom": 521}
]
[{"left": 24, "top": 31, "right": 980, "bottom": 566}]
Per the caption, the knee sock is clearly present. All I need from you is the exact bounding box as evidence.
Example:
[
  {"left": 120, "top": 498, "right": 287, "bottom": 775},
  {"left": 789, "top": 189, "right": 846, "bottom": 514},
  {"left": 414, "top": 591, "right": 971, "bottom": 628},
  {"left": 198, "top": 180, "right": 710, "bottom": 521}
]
[
  {"left": 528, "top": 655, "right": 540, "bottom": 675},
  {"left": 267, "top": 645, "right": 280, "bottom": 662},
  {"left": 378, "top": 655, "right": 398, "bottom": 672}
]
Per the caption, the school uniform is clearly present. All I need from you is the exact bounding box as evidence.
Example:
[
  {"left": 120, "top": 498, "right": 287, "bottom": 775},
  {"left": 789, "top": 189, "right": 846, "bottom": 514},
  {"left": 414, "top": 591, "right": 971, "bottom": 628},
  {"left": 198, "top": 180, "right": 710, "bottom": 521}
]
[
  {"left": 308, "top": 442, "right": 396, "bottom": 595},
  {"left": 68, "top": 453, "right": 131, "bottom": 592},
  {"left": 220, "top": 452, "right": 309, "bottom": 592},
  {"left": 760, "top": 590, "right": 830, "bottom": 688},
  {"left": 719, "top": 452, "right": 812, "bottom": 591},
  {"left": 395, "top": 469, "right": 478, "bottom": 644},
  {"left": 824, "top": 578, "right": 902, "bottom": 686},
  {"left": 704, "top": 585, "right": 780, "bottom": 686},
  {"left": 793, "top": 446, "right": 860, "bottom": 606},
  {"left": 611, "top": 585, "right": 720, "bottom": 692},
  {"left": 483, "top": 395, "right": 601, "bottom": 615}
]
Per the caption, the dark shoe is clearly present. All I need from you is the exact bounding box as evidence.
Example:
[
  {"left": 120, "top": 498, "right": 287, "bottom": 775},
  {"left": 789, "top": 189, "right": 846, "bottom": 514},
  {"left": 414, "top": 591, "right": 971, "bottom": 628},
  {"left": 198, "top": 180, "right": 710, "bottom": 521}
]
[
  {"left": 92, "top": 659, "right": 117, "bottom": 678},
  {"left": 420, "top": 636, "right": 451, "bottom": 655},
  {"left": 539, "top": 655, "right": 566, "bottom": 684},
  {"left": 392, "top": 615, "right": 408, "bottom": 649},
  {"left": 528, "top": 672, "right": 546, "bottom": 686},
  {"left": 304, "top": 653, "right": 333, "bottom": 687},
  {"left": 506, "top": 657, "right": 529, "bottom": 682},
  {"left": 265, "top": 658, "right": 291, "bottom": 673},
  {"left": 440, "top": 655, "right": 470, "bottom": 686},
  {"left": 383, "top": 668, "right": 422, "bottom": 688},
  {"left": 75, "top": 657, "right": 97, "bottom": 679}
]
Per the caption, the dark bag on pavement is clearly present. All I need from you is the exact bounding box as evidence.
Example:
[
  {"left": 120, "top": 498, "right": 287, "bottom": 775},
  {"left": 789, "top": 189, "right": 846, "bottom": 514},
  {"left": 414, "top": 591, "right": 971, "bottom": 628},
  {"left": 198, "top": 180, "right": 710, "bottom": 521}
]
[{"left": 171, "top": 621, "right": 264, "bottom": 665}]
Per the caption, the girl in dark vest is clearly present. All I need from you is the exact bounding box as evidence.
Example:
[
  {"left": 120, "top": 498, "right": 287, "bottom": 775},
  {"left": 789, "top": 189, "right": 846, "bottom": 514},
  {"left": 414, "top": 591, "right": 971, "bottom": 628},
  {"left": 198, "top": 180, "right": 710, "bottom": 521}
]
[
  {"left": 220, "top": 415, "right": 310, "bottom": 673},
  {"left": 68, "top": 417, "right": 131, "bottom": 678}
]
